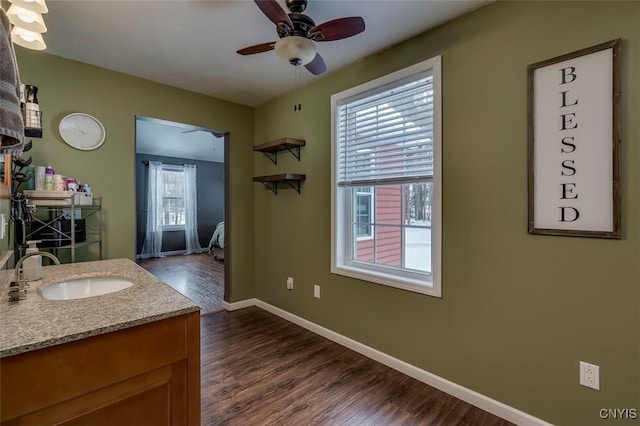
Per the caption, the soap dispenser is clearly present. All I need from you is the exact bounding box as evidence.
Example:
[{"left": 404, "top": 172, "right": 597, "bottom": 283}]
[{"left": 22, "top": 241, "right": 43, "bottom": 281}]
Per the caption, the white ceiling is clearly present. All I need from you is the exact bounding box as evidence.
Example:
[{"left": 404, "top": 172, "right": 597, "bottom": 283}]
[
  {"left": 42, "top": 0, "right": 491, "bottom": 108},
  {"left": 135, "top": 116, "right": 225, "bottom": 163},
  {"left": 41, "top": 0, "right": 490, "bottom": 161}
]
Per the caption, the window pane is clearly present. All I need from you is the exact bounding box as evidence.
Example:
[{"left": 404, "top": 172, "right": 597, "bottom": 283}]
[
  {"left": 161, "top": 169, "right": 185, "bottom": 226},
  {"left": 404, "top": 225, "right": 431, "bottom": 273},
  {"left": 374, "top": 224, "right": 402, "bottom": 267},
  {"left": 373, "top": 184, "right": 402, "bottom": 225},
  {"left": 351, "top": 182, "right": 432, "bottom": 272},
  {"left": 404, "top": 182, "right": 432, "bottom": 273},
  {"left": 353, "top": 225, "right": 374, "bottom": 262},
  {"left": 162, "top": 197, "right": 185, "bottom": 226},
  {"left": 405, "top": 182, "right": 432, "bottom": 224},
  {"left": 163, "top": 170, "right": 183, "bottom": 197},
  {"left": 354, "top": 186, "right": 372, "bottom": 237},
  {"left": 353, "top": 223, "right": 402, "bottom": 268}
]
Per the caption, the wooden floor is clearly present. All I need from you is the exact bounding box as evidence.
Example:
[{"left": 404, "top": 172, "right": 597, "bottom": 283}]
[
  {"left": 138, "top": 253, "right": 224, "bottom": 315},
  {"left": 201, "top": 308, "right": 513, "bottom": 426}
]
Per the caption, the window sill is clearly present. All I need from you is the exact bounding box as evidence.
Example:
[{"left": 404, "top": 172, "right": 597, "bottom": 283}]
[
  {"left": 331, "top": 264, "right": 441, "bottom": 297},
  {"left": 162, "top": 226, "right": 186, "bottom": 232}
]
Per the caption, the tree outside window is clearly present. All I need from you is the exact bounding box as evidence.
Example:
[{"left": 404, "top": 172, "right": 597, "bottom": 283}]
[{"left": 162, "top": 168, "right": 185, "bottom": 228}]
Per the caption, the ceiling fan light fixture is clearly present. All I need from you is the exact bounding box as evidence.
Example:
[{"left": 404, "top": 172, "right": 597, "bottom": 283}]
[
  {"left": 7, "top": 0, "right": 48, "bottom": 14},
  {"left": 7, "top": 5, "right": 47, "bottom": 33},
  {"left": 274, "top": 36, "right": 316, "bottom": 66},
  {"left": 11, "top": 26, "right": 46, "bottom": 50}
]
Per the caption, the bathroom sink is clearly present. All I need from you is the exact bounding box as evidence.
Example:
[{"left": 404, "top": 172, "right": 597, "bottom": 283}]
[{"left": 41, "top": 277, "right": 134, "bottom": 300}]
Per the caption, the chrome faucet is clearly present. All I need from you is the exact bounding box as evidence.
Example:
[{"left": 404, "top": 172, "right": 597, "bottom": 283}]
[{"left": 8, "top": 251, "right": 60, "bottom": 302}]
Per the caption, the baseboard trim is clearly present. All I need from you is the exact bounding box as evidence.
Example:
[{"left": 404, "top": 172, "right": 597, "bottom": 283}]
[
  {"left": 136, "top": 248, "right": 209, "bottom": 260},
  {"left": 222, "top": 298, "right": 257, "bottom": 311},
  {"left": 224, "top": 298, "right": 551, "bottom": 426}
]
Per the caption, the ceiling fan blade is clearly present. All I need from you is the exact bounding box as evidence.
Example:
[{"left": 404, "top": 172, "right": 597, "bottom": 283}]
[
  {"left": 237, "top": 41, "right": 276, "bottom": 55},
  {"left": 181, "top": 129, "right": 225, "bottom": 138},
  {"left": 305, "top": 53, "right": 327, "bottom": 75},
  {"left": 311, "top": 17, "right": 365, "bottom": 42},
  {"left": 254, "top": 0, "right": 293, "bottom": 31}
]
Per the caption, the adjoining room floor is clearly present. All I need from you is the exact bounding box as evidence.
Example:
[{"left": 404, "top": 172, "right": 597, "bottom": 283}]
[
  {"left": 201, "top": 307, "right": 514, "bottom": 426},
  {"left": 138, "top": 253, "right": 224, "bottom": 315}
]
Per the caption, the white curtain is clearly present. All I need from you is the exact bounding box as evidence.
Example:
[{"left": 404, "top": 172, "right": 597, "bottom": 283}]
[
  {"left": 184, "top": 164, "right": 202, "bottom": 254},
  {"left": 140, "top": 161, "right": 163, "bottom": 259}
]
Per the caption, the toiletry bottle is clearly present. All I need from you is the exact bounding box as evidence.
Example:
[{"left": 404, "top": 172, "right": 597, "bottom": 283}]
[
  {"left": 53, "top": 174, "right": 65, "bottom": 191},
  {"left": 25, "top": 166, "right": 35, "bottom": 190},
  {"left": 23, "top": 241, "right": 43, "bottom": 281},
  {"left": 66, "top": 178, "right": 77, "bottom": 192},
  {"left": 35, "top": 166, "right": 46, "bottom": 190},
  {"left": 44, "top": 166, "right": 54, "bottom": 191}
]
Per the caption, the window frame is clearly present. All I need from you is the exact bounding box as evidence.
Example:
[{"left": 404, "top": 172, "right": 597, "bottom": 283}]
[
  {"left": 161, "top": 165, "right": 186, "bottom": 231},
  {"left": 330, "top": 56, "right": 442, "bottom": 297}
]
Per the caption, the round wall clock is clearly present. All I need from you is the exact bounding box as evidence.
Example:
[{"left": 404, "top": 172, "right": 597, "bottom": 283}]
[{"left": 59, "top": 113, "right": 106, "bottom": 151}]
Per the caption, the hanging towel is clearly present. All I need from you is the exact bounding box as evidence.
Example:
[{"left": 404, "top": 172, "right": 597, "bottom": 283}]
[{"left": 0, "top": 8, "right": 25, "bottom": 154}]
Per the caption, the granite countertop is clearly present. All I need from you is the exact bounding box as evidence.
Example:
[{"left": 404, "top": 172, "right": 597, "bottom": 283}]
[{"left": 0, "top": 258, "right": 200, "bottom": 358}]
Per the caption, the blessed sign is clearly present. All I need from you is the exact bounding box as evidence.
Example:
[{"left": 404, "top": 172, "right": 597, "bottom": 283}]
[{"left": 528, "top": 40, "right": 621, "bottom": 239}]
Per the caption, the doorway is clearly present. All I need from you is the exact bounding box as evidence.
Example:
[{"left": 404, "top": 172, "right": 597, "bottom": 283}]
[{"left": 134, "top": 116, "right": 227, "bottom": 314}]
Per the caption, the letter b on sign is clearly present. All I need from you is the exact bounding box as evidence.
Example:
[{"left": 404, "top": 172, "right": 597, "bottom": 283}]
[{"left": 560, "top": 67, "right": 577, "bottom": 84}]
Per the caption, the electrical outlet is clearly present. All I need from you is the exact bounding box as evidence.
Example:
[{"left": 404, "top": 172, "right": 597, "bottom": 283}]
[
  {"left": 286, "top": 277, "right": 293, "bottom": 290},
  {"left": 314, "top": 285, "right": 320, "bottom": 298},
  {"left": 580, "top": 361, "right": 600, "bottom": 390}
]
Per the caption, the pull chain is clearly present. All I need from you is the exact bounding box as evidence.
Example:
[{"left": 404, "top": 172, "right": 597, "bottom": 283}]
[{"left": 294, "top": 65, "right": 302, "bottom": 112}]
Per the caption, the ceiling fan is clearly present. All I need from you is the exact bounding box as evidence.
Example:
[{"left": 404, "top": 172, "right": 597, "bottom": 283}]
[
  {"left": 237, "top": 0, "right": 365, "bottom": 75},
  {"left": 181, "top": 128, "right": 225, "bottom": 138}
]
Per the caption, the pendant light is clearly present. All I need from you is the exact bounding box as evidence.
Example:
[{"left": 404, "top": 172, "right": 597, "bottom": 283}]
[
  {"left": 7, "top": 0, "right": 48, "bottom": 14},
  {"left": 7, "top": 0, "right": 48, "bottom": 50},
  {"left": 274, "top": 36, "right": 317, "bottom": 66},
  {"left": 11, "top": 25, "right": 45, "bottom": 50},
  {"left": 7, "top": 4, "right": 46, "bottom": 33}
]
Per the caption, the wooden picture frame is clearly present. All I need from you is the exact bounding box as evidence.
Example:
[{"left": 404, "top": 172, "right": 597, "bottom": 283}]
[{"left": 527, "top": 39, "right": 621, "bottom": 239}]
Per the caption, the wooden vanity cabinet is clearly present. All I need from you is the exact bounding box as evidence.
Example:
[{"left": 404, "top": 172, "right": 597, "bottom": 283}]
[{"left": 0, "top": 312, "right": 200, "bottom": 426}]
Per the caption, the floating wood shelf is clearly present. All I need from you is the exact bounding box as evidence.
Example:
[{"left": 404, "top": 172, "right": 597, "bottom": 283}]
[
  {"left": 253, "top": 137, "right": 305, "bottom": 165},
  {"left": 253, "top": 173, "right": 306, "bottom": 195}
]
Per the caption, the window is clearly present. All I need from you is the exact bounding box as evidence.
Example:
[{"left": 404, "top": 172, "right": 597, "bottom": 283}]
[
  {"left": 161, "top": 166, "right": 186, "bottom": 228},
  {"left": 331, "top": 57, "right": 442, "bottom": 297},
  {"left": 355, "top": 187, "right": 374, "bottom": 239}
]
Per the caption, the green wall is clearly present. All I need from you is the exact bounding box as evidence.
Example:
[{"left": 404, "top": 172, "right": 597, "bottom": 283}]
[
  {"left": 253, "top": 2, "right": 640, "bottom": 425},
  {"left": 12, "top": 1, "right": 639, "bottom": 424},
  {"left": 15, "top": 50, "right": 256, "bottom": 301}
]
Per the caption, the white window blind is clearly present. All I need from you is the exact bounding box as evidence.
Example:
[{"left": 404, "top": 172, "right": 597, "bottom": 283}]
[{"left": 336, "top": 72, "right": 434, "bottom": 187}]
